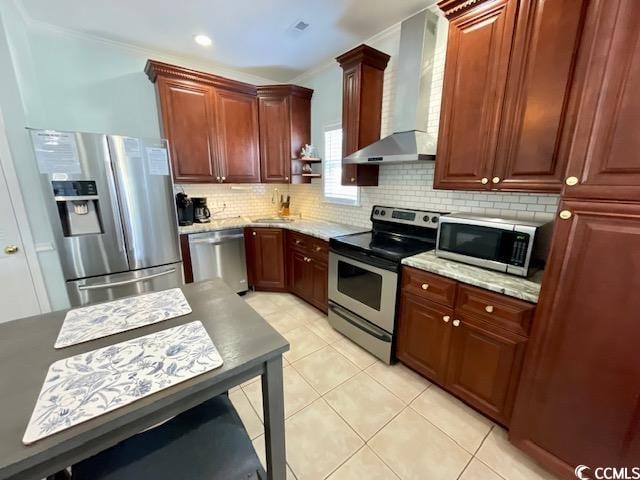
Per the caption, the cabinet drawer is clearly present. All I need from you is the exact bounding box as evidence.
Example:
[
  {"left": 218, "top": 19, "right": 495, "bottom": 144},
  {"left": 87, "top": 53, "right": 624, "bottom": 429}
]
[
  {"left": 455, "top": 285, "right": 535, "bottom": 336},
  {"left": 288, "top": 231, "right": 310, "bottom": 250},
  {"left": 401, "top": 267, "right": 457, "bottom": 307},
  {"left": 288, "top": 231, "right": 328, "bottom": 261}
]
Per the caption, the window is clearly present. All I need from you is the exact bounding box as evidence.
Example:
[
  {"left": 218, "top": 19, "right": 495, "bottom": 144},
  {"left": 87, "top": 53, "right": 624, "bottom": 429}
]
[{"left": 323, "top": 125, "right": 359, "bottom": 205}]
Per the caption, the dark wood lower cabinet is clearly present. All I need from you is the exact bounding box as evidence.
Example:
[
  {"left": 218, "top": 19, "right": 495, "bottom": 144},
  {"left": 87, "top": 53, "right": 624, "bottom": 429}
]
[
  {"left": 395, "top": 266, "right": 533, "bottom": 426},
  {"left": 445, "top": 315, "right": 527, "bottom": 426},
  {"left": 244, "top": 227, "right": 286, "bottom": 291},
  {"left": 396, "top": 294, "right": 453, "bottom": 384},
  {"left": 285, "top": 231, "right": 328, "bottom": 313},
  {"left": 509, "top": 200, "right": 640, "bottom": 475}
]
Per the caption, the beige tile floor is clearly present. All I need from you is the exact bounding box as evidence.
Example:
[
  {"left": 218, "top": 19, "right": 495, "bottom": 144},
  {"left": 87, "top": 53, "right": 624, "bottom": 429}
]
[{"left": 233, "top": 291, "right": 558, "bottom": 480}]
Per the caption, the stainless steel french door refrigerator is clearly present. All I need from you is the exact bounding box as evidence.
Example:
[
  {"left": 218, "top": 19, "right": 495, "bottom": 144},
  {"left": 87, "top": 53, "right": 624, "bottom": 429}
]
[{"left": 30, "top": 129, "right": 182, "bottom": 306}]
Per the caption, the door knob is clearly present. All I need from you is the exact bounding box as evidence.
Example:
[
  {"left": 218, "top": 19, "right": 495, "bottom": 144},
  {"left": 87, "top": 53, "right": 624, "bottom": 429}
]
[
  {"left": 4, "top": 245, "right": 18, "bottom": 254},
  {"left": 452, "top": 319, "right": 461, "bottom": 327},
  {"left": 565, "top": 176, "right": 579, "bottom": 186}
]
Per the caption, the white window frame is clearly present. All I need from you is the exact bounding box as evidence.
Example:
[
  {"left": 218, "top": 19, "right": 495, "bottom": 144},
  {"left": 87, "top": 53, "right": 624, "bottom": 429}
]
[{"left": 322, "top": 123, "right": 359, "bottom": 206}]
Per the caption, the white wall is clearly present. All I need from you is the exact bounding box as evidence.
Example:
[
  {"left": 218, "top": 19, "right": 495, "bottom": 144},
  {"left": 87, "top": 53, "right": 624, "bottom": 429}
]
[
  {"left": 288, "top": 7, "right": 559, "bottom": 228},
  {"left": 0, "top": 0, "right": 278, "bottom": 309}
]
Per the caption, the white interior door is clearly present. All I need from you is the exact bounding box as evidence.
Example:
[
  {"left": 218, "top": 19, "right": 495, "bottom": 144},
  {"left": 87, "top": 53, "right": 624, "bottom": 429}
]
[{"left": 0, "top": 161, "right": 42, "bottom": 322}]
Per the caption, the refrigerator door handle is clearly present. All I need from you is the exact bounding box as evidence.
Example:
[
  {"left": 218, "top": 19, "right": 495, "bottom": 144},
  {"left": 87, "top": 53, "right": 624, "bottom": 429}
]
[
  {"left": 78, "top": 268, "right": 176, "bottom": 290},
  {"left": 103, "top": 143, "right": 127, "bottom": 254}
]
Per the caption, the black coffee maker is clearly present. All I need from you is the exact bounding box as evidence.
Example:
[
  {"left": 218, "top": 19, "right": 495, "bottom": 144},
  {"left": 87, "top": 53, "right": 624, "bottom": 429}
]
[
  {"left": 175, "top": 193, "right": 194, "bottom": 226},
  {"left": 192, "top": 197, "right": 211, "bottom": 223}
]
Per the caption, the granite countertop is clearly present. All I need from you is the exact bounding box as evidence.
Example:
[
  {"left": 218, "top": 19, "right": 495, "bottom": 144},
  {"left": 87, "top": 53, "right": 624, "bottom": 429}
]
[
  {"left": 402, "top": 251, "right": 544, "bottom": 303},
  {"left": 178, "top": 216, "right": 369, "bottom": 242}
]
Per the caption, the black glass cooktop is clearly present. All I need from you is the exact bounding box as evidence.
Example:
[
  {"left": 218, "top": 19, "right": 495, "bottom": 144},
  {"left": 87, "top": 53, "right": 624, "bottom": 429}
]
[{"left": 330, "top": 230, "right": 436, "bottom": 262}]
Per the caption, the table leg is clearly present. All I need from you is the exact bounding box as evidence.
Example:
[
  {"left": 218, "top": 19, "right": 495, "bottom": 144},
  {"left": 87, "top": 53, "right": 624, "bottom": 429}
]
[{"left": 262, "top": 356, "right": 286, "bottom": 480}]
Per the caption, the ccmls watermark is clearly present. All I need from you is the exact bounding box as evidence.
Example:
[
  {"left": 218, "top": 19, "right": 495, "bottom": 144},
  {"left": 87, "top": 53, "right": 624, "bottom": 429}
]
[{"left": 575, "top": 465, "right": 640, "bottom": 480}]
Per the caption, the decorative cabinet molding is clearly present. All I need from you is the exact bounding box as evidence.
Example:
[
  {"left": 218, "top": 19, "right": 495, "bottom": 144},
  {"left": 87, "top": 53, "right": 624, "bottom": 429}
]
[
  {"left": 336, "top": 44, "right": 390, "bottom": 187},
  {"left": 256, "top": 85, "right": 314, "bottom": 184}
]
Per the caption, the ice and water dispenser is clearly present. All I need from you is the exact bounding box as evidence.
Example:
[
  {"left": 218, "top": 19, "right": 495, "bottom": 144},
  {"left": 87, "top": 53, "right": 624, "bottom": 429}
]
[{"left": 52, "top": 180, "right": 103, "bottom": 236}]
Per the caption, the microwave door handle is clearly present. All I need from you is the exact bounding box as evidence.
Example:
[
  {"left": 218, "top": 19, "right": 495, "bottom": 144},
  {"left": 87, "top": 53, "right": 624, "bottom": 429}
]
[
  {"left": 329, "top": 302, "right": 391, "bottom": 342},
  {"left": 78, "top": 268, "right": 176, "bottom": 290}
]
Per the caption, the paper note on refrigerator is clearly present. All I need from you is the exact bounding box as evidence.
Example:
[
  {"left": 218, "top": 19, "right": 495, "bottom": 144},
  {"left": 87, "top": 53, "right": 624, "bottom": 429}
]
[
  {"left": 31, "top": 130, "right": 81, "bottom": 175},
  {"left": 123, "top": 137, "right": 142, "bottom": 157},
  {"left": 146, "top": 147, "right": 169, "bottom": 175}
]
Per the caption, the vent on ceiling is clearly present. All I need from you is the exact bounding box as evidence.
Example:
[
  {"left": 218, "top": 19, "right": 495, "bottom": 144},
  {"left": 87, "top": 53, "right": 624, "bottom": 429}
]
[
  {"left": 294, "top": 21, "right": 310, "bottom": 31},
  {"left": 287, "top": 20, "right": 310, "bottom": 37}
]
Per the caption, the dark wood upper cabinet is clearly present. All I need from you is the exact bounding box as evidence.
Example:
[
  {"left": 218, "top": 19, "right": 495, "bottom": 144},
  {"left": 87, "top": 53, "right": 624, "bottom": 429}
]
[
  {"left": 494, "top": 0, "right": 587, "bottom": 192},
  {"left": 435, "top": 0, "right": 586, "bottom": 193},
  {"left": 435, "top": 0, "right": 517, "bottom": 191},
  {"left": 244, "top": 227, "right": 286, "bottom": 291},
  {"left": 560, "top": 0, "right": 640, "bottom": 202},
  {"left": 146, "top": 60, "right": 260, "bottom": 184},
  {"left": 154, "top": 77, "right": 218, "bottom": 183},
  {"left": 509, "top": 200, "right": 640, "bottom": 475},
  {"left": 336, "top": 45, "right": 390, "bottom": 187},
  {"left": 214, "top": 88, "right": 261, "bottom": 183},
  {"left": 257, "top": 85, "right": 313, "bottom": 184}
]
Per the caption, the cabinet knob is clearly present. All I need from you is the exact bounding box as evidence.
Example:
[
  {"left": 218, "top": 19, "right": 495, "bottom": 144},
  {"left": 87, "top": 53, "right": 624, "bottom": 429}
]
[
  {"left": 285, "top": 176, "right": 289, "bottom": 181},
  {"left": 481, "top": 177, "right": 489, "bottom": 184},
  {"left": 221, "top": 176, "right": 226, "bottom": 181},
  {"left": 252, "top": 232, "right": 257, "bottom": 236},
  {"left": 315, "top": 246, "right": 321, "bottom": 252},
  {"left": 565, "top": 176, "right": 579, "bottom": 186},
  {"left": 443, "top": 315, "right": 450, "bottom": 323},
  {"left": 4, "top": 245, "right": 18, "bottom": 254},
  {"left": 216, "top": 176, "right": 221, "bottom": 181},
  {"left": 295, "top": 240, "right": 301, "bottom": 245},
  {"left": 485, "top": 305, "right": 494, "bottom": 313},
  {"left": 452, "top": 319, "right": 461, "bottom": 327},
  {"left": 307, "top": 258, "right": 312, "bottom": 263},
  {"left": 350, "top": 177, "right": 355, "bottom": 183},
  {"left": 421, "top": 283, "right": 429, "bottom": 290},
  {"left": 559, "top": 210, "right": 572, "bottom": 220},
  {"left": 492, "top": 176, "right": 501, "bottom": 184}
]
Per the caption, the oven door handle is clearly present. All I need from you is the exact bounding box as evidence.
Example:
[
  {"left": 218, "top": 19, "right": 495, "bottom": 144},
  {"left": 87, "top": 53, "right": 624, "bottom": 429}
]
[{"left": 328, "top": 302, "right": 391, "bottom": 342}]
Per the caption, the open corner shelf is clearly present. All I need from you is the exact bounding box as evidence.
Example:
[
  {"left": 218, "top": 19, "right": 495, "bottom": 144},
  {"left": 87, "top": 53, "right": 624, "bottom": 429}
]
[{"left": 293, "top": 157, "right": 322, "bottom": 163}]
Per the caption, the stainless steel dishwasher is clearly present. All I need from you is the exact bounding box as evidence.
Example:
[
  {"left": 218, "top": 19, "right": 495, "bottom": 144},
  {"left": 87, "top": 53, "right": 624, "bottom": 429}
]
[{"left": 188, "top": 228, "right": 248, "bottom": 293}]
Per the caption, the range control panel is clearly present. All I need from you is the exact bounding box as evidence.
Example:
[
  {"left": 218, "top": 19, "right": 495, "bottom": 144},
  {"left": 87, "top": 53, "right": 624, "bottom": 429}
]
[{"left": 371, "top": 206, "right": 449, "bottom": 229}]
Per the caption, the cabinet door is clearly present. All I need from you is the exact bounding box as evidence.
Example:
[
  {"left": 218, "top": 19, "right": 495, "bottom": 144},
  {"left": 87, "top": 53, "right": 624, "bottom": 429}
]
[
  {"left": 157, "top": 78, "right": 218, "bottom": 183},
  {"left": 510, "top": 200, "right": 640, "bottom": 474},
  {"left": 562, "top": 0, "right": 640, "bottom": 201},
  {"left": 309, "top": 257, "right": 328, "bottom": 313},
  {"left": 246, "top": 228, "right": 286, "bottom": 291},
  {"left": 445, "top": 315, "right": 527, "bottom": 425},
  {"left": 434, "top": 0, "right": 517, "bottom": 190},
  {"left": 494, "top": 0, "right": 587, "bottom": 192},
  {"left": 396, "top": 294, "right": 454, "bottom": 384},
  {"left": 258, "top": 95, "right": 291, "bottom": 183},
  {"left": 289, "top": 249, "right": 311, "bottom": 300},
  {"left": 214, "top": 89, "right": 261, "bottom": 183}
]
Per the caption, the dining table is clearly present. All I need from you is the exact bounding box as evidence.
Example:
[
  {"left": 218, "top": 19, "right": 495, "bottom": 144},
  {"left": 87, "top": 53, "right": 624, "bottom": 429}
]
[{"left": 0, "top": 279, "right": 289, "bottom": 480}]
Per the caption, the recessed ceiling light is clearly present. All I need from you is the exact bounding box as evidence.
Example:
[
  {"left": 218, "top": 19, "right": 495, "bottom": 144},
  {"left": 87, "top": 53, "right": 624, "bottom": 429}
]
[{"left": 193, "top": 34, "right": 212, "bottom": 47}]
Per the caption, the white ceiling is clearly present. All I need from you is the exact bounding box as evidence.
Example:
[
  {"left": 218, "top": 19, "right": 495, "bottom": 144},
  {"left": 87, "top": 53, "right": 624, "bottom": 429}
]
[{"left": 19, "top": 0, "right": 433, "bottom": 81}]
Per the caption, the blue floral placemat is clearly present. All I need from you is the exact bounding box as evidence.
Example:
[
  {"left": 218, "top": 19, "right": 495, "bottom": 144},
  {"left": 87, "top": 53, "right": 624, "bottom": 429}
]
[
  {"left": 24, "top": 321, "right": 223, "bottom": 444},
  {"left": 55, "top": 288, "right": 192, "bottom": 348}
]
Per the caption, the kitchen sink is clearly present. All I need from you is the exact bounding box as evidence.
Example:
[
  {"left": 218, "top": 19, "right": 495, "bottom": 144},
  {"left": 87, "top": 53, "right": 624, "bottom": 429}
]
[{"left": 253, "top": 217, "right": 296, "bottom": 223}]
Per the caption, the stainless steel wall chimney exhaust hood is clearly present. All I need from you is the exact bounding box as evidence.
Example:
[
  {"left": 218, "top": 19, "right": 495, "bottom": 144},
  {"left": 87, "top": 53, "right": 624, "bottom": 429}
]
[{"left": 344, "top": 10, "right": 439, "bottom": 165}]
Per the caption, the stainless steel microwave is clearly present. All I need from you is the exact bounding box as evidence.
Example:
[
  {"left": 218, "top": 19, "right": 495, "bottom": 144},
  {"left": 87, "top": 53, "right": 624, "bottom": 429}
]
[{"left": 435, "top": 213, "right": 554, "bottom": 277}]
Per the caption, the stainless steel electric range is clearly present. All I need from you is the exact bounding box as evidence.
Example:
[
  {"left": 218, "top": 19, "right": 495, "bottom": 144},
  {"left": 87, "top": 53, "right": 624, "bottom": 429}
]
[{"left": 328, "top": 205, "right": 447, "bottom": 364}]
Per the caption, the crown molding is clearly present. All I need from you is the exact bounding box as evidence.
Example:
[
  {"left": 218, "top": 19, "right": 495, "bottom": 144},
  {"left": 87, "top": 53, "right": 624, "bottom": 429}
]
[{"left": 438, "top": 0, "right": 491, "bottom": 19}]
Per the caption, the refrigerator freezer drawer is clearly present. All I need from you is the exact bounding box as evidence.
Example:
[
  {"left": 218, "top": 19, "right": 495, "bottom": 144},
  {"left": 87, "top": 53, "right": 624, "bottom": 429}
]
[{"left": 66, "top": 263, "right": 184, "bottom": 307}]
